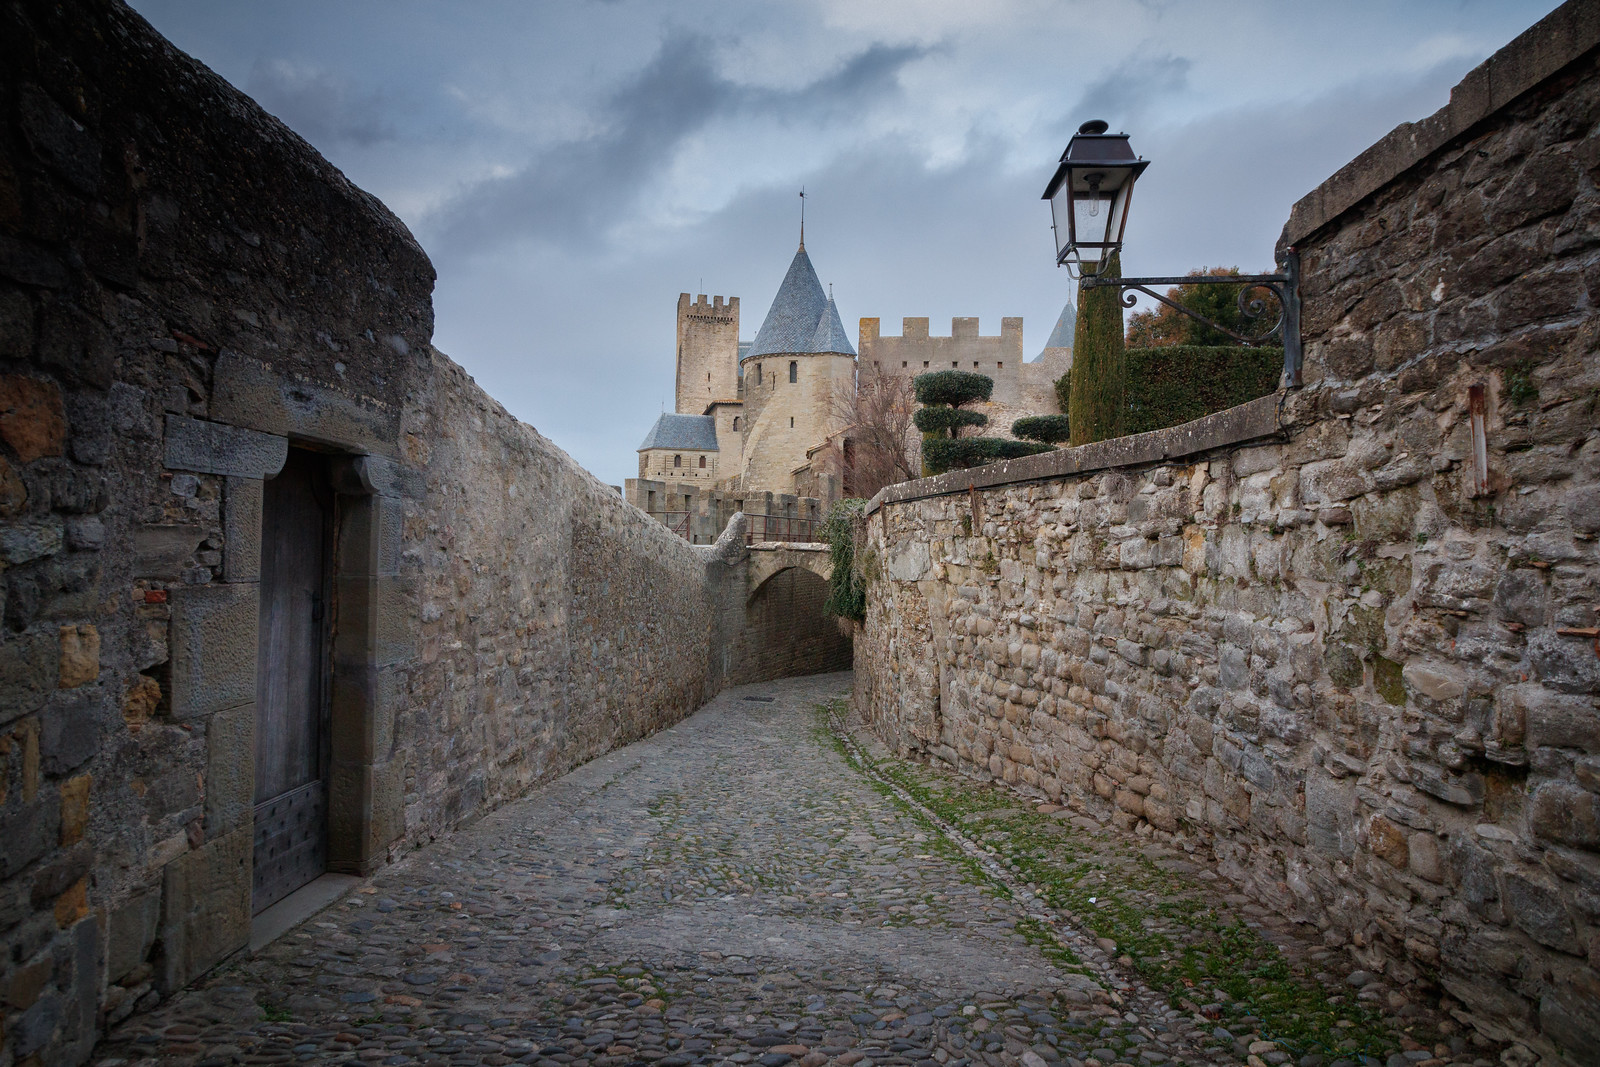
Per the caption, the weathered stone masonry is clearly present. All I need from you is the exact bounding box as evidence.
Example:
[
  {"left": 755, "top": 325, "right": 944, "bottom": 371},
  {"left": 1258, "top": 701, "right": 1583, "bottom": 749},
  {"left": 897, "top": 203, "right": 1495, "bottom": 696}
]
[
  {"left": 0, "top": 4, "right": 809, "bottom": 1064},
  {"left": 857, "top": 3, "right": 1600, "bottom": 1061}
]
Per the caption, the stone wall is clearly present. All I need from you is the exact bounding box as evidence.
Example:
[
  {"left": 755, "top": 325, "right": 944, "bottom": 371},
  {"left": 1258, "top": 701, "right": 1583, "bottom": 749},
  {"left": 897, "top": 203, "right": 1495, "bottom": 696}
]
[
  {"left": 854, "top": 4, "right": 1600, "bottom": 1061},
  {"left": 0, "top": 4, "right": 740, "bottom": 1063}
]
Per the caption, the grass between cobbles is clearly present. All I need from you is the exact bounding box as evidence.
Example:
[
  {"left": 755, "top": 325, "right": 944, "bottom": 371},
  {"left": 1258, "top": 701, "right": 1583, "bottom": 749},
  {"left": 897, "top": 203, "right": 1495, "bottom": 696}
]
[{"left": 822, "top": 707, "right": 1423, "bottom": 1065}]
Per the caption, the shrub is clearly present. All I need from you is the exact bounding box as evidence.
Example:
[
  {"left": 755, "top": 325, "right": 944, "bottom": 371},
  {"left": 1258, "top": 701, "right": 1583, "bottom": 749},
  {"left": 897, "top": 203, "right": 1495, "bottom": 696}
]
[
  {"left": 1125, "top": 345, "right": 1282, "bottom": 434},
  {"left": 913, "top": 370, "right": 993, "bottom": 407},
  {"left": 923, "top": 436, "right": 1051, "bottom": 475},
  {"left": 1068, "top": 251, "right": 1125, "bottom": 445},
  {"left": 914, "top": 407, "right": 988, "bottom": 435},
  {"left": 822, "top": 499, "right": 867, "bottom": 622},
  {"left": 1012, "top": 415, "right": 1070, "bottom": 444}
]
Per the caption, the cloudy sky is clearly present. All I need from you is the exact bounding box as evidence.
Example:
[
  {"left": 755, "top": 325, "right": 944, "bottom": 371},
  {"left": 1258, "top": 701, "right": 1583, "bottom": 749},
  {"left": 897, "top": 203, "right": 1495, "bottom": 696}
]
[{"left": 129, "top": 0, "right": 1557, "bottom": 487}]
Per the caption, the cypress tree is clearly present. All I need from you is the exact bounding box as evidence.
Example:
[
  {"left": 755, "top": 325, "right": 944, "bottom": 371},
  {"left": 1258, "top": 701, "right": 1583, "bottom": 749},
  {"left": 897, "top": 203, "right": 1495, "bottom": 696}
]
[{"left": 1068, "top": 251, "right": 1125, "bottom": 445}]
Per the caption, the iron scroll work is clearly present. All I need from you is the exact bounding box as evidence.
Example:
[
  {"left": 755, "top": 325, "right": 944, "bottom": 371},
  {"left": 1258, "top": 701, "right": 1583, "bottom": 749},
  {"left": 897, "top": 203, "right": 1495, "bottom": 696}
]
[{"left": 1079, "top": 249, "right": 1303, "bottom": 389}]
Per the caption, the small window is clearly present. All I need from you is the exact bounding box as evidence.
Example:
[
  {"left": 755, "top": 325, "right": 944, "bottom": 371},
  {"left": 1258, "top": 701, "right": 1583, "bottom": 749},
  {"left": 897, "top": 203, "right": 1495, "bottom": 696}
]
[
  {"left": 952, "top": 361, "right": 958, "bottom": 368},
  {"left": 790, "top": 417, "right": 795, "bottom": 428},
  {"left": 973, "top": 361, "right": 979, "bottom": 368},
  {"left": 732, "top": 416, "right": 740, "bottom": 430},
  {"left": 874, "top": 361, "right": 880, "bottom": 368},
  {"left": 698, "top": 456, "right": 706, "bottom": 468},
  {"left": 997, "top": 361, "right": 1004, "bottom": 369},
  {"left": 756, "top": 364, "right": 762, "bottom": 384},
  {"left": 923, "top": 361, "right": 929, "bottom": 368},
  {"left": 673, "top": 454, "right": 682, "bottom": 468},
  {"left": 789, "top": 361, "right": 797, "bottom": 383},
  {"left": 901, "top": 361, "right": 907, "bottom": 368},
  {"left": 706, "top": 372, "right": 711, "bottom": 381}
]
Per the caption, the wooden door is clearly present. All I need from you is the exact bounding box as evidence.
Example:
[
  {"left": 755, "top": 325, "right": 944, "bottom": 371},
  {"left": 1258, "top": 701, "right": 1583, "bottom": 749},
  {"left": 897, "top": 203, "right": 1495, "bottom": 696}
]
[{"left": 252, "top": 449, "right": 332, "bottom": 914}]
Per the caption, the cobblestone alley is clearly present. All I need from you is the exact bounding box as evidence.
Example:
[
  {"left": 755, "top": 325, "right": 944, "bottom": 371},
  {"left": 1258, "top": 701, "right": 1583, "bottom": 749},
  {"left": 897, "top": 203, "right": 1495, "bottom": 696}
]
[{"left": 92, "top": 673, "right": 1498, "bottom": 1067}]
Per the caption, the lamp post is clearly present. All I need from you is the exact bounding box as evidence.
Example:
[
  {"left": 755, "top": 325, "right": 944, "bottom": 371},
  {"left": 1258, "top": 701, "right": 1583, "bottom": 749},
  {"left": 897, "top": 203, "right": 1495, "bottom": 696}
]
[{"left": 1042, "top": 120, "right": 1304, "bottom": 389}]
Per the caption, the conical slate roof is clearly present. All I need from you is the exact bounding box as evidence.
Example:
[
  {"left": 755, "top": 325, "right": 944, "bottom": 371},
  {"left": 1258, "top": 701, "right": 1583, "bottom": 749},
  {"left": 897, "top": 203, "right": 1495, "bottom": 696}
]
[
  {"left": 1042, "top": 300, "right": 1075, "bottom": 351},
  {"left": 748, "top": 245, "right": 829, "bottom": 358},
  {"left": 808, "top": 295, "right": 856, "bottom": 356}
]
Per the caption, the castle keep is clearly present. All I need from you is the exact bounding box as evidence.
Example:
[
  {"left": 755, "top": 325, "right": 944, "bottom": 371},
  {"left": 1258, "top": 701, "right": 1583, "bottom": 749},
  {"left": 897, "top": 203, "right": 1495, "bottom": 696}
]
[{"left": 630, "top": 243, "right": 1073, "bottom": 537}]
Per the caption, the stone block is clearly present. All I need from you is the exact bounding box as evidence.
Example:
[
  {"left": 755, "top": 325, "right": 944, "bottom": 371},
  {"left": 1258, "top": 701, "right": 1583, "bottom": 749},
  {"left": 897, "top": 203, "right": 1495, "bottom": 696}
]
[
  {"left": 1401, "top": 660, "right": 1465, "bottom": 701},
  {"left": 1529, "top": 782, "right": 1600, "bottom": 849},
  {"left": 1539, "top": 967, "right": 1600, "bottom": 1065},
  {"left": 59, "top": 774, "right": 89, "bottom": 846},
  {"left": 1306, "top": 772, "right": 1355, "bottom": 859},
  {"left": 134, "top": 524, "right": 206, "bottom": 579},
  {"left": 0, "top": 791, "right": 59, "bottom": 878},
  {"left": 335, "top": 492, "right": 403, "bottom": 578},
  {"left": 0, "top": 631, "right": 58, "bottom": 728},
  {"left": 157, "top": 825, "right": 250, "bottom": 992},
  {"left": 203, "top": 704, "right": 254, "bottom": 838},
  {"left": 222, "top": 477, "right": 262, "bottom": 582},
  {"left": 1522, "top": 686, "right": 1600, "bottom": 752},
  {"left": 0, "top": 517, "right": 64, "bottom": 565},
  {"left": 163, "top": 414, "right": 287, "bottom": 478},
  {"left": 169, "top": 583, "right": 258, "bottom": 720},
  {"left": 211, "top": 351, "right": 399, "bottom": 455},
  {"left": 56, "top": 623, "right": 98, "bottom": 689},
  {"left": 107, "top": 890, "right": 160, "bottom": 983},
  {"left": 1503, "top": 866, "right": 1578, "bottom": 953},
  {"left": 0, "top": 375, "right": 65, "bottom": 463},
  {"left": 40, "top": 693, "right": 103, "bottom": 776}
]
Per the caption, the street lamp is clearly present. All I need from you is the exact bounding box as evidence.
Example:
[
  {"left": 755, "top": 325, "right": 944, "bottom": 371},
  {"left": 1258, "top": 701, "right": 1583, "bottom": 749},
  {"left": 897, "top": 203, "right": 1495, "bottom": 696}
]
[
  {"left": 1042, "top": 120, "right": 1148, "bottom": 271},
  {"left": 1041, "top": 120, "right": 1304, "bottom": 388}
]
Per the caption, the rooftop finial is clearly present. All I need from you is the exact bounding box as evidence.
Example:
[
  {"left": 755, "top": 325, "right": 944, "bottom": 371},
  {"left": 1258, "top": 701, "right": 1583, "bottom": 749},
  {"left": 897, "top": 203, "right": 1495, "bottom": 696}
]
[{"left": 798, "top": 187, "right": 806, "bottom": 251}]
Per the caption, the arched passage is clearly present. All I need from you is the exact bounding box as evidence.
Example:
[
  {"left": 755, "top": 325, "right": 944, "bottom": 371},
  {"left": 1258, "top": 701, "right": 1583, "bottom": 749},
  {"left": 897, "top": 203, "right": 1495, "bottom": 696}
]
[{"left": 735, "top": 566, "right": 852, "bottom": 682}]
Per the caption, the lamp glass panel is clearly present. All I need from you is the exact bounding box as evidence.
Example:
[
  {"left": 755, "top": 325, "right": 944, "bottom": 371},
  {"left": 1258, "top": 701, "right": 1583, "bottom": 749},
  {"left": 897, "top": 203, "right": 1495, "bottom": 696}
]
[{"left": 1050, "top": 186, "right": 1075, "bottom": 261}]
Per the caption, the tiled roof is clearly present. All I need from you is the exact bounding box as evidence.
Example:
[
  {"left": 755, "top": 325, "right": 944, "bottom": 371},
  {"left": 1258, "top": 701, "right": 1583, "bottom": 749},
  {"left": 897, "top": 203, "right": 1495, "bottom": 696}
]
[
  {"left": 1042, "top": 299, "right": 1075, "bottom": 351},
  {"left": 747, "top": 246, "right": 829, "bottom": 358},
  {"left": 808, "top": 296, "right": 856, "bottom": 356},
  {"left": 637, "top": 413, "right": 718, "bottom": 452}
]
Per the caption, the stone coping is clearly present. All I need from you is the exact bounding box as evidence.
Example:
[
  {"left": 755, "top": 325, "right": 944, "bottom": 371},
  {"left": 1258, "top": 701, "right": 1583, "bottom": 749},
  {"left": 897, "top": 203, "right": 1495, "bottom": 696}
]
[
  {"left": 864, "top": 391, "right": 1285, "bottom": 515},
  {"left": 1283, "top": 0, "right": 1600, "bottom": 247}
]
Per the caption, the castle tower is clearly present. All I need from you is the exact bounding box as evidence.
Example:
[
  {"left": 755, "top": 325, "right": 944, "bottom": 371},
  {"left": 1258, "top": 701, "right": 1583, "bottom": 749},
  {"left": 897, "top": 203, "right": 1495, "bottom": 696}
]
[
  {"left": 675, "top": 293, "right": 740, "bottom": 415},
  {"left": 737, "top": 243, "right": 856, "bottom": 497}
]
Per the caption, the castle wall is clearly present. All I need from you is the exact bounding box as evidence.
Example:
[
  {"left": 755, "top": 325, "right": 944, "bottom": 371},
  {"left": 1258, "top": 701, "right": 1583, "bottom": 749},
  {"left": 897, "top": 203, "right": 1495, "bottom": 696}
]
[
  {"left": 737, "top": 352, "right": 855, "bottom": 497},
  {"left": 638, "top": 447, "right": 722, "bottom": 484},
  {"left": 854, "top": 10, "right": 1600, "bottom": 1059},
  {"left": 675, "top": 294, "right": 740, "bottom": 416},
  {"left": 0, "top": 6, "right": 739, "bottom": 1062},
  {"left": 859, "top": 317, "right": 1064, "bottom": 463}
]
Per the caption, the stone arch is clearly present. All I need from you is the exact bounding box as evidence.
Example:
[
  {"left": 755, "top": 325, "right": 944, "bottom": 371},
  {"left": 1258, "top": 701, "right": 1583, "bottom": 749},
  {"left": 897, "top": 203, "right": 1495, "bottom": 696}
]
[
  {"left": 738, "top": 564, "right": 852, "bottom": 681},
  {"left": 745, "top": 544, "right": 831, "bottom": 600}
]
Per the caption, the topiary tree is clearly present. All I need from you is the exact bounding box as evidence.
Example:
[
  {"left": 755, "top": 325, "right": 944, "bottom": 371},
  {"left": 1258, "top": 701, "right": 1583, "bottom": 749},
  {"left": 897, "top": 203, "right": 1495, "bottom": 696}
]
[
  {"left": 1069, "top": 251, "right": 1125, "bottom": 445},
  {"left": 914, "top": 370, "right": 1051, "bottom": 475},
  {"left": 1011, "top": 415, "right": 1070, "bottom": 445}
]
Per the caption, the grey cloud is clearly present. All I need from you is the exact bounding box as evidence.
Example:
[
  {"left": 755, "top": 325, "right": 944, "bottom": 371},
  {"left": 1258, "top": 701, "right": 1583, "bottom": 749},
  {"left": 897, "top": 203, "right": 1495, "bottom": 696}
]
[
  {"left": 429, "top": 36, "right": 925, "bottom": 258},
  {"left": 1069, "top": 54, "right": 1192, "bottom": 132},
  {"left": 247, "top": 59, "right": 395, "bottom": 146}
]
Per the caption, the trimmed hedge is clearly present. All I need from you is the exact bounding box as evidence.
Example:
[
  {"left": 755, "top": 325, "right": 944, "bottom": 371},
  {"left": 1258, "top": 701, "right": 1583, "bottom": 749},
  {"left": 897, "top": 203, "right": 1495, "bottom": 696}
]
[
  {"left": 923, "top": 436, "right": 1052, "bottom": 475},
  {"left": 913, "top": 370, "right": 993, "bottom": 406},
  {"left": 914, "top": 407, "right": 988, "bottom": 434},
  {"left": 1125, "top": 345, "right": 1282, "bottom": 434},
  {"left": 1053, "top": 345, "right": 1282, "bottom": 437},
  {"left": 1012, "top": 415, "right": 1070, "bottom": 444}
]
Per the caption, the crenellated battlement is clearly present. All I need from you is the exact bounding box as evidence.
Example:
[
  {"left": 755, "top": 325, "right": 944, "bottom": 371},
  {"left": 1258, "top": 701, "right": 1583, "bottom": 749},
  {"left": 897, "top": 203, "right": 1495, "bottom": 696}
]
[{"left": 679, "top": 292, "right": 739, "bottom": 321}]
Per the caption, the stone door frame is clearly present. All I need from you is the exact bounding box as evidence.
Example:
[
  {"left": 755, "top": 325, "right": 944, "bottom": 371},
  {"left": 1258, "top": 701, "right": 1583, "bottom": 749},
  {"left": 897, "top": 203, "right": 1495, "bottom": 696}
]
[{"left": 157, "top": 356, "right": 415, "bottom": 991}]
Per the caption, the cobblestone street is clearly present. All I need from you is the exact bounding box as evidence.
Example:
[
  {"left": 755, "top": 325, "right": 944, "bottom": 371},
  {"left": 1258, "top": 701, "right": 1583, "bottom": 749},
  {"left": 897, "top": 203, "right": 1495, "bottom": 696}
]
[{"left": 95, "top": 674, "right": 1491, "bottom": 1067}]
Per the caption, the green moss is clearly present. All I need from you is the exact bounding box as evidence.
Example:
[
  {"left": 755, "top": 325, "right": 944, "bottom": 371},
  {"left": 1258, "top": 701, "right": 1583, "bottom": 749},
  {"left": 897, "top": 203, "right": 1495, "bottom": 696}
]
[
  {"left": 1505, "top": 360, "right": 1538, "bottom": 407},
  {"left": 1374, "top": 654, "right": 1406, "bottom": 705}
]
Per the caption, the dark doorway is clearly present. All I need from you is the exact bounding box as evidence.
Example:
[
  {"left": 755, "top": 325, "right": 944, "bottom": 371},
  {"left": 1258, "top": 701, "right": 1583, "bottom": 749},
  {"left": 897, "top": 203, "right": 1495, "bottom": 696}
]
[{"left": 252, "top": 448, "right": 333, "bottom": 914}]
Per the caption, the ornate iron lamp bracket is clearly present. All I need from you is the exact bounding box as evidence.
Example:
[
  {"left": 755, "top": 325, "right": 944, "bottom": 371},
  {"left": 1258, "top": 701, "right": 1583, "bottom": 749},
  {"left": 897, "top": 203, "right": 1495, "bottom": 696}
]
[{"left": 1080, "top": 249, "right": 1303, "bottom": 388}]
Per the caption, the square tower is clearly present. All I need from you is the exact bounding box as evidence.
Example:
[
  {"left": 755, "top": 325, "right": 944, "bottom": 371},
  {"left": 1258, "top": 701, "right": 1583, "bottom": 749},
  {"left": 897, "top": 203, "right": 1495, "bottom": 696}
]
[{"left": 675, "top": 293, "right": 740, "bottom": 415}]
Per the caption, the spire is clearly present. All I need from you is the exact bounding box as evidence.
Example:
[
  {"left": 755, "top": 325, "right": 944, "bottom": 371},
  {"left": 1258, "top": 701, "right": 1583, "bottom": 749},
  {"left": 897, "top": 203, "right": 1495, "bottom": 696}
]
[
  {"left": 798, "top": 187, "right": 806, "bottom": 251},
  {"left": 808, "top": 294, "right": 855, "bottom": 356},
  {"left": 1042, "top": 298, "right": 1076, "bottom": 351},
  {"left": 748, "top": 244, "right": 827, "bottom": 358}
]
